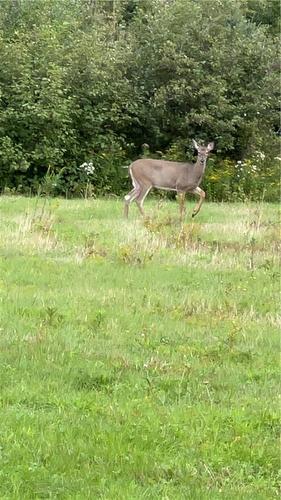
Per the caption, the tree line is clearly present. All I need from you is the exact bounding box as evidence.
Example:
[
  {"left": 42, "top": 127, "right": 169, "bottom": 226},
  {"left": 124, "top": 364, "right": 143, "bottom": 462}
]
[{"left": 0, "top": 0, "right": 279, "bottom": 200}]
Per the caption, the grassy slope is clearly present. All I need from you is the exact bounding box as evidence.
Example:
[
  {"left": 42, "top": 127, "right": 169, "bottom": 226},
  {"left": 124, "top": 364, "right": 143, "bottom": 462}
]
[{"left": 0, "top": 196, "right": 280, "bottom": 499}]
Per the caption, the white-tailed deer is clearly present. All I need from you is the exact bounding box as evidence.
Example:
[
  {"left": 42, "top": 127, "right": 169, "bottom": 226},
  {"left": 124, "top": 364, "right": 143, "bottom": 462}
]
[{"left": 124, "top": 140, "right": 214, "bottom": 219}]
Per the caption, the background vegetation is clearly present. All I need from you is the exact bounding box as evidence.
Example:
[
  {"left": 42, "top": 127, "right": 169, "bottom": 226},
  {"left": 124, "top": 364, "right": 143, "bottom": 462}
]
[
  {"left": 0, "top": 196, "right": 279, "bottom": 497},
  {"left": 0, "top": 0, "right": 280, "bottom": 199}
]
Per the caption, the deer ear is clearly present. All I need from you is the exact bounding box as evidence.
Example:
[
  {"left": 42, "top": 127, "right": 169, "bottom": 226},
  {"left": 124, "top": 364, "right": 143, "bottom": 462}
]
[
  {"left": 192, "top": 139, "right": 199, "bottom": 150},
  {"left": 207, "top": 142, "right": 214, "bottom": 151}
]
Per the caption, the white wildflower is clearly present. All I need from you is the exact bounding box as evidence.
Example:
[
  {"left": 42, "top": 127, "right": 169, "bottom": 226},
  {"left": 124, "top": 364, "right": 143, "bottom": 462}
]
[
  {"left": 79, "top": 161, "right": 95, "bottom": 175},
  {"left": 256, "top": 151, "right": 265, "bottom": 160}
]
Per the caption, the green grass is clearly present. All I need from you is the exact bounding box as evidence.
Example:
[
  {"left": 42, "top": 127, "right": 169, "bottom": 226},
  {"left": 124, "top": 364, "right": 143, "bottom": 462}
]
[{"left": 0, "top": 195, "right": 280, "bottom": 499}]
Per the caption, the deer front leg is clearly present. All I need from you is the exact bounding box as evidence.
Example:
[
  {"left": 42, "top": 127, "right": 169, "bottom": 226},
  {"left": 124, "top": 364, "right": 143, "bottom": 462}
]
[
  {"left": 191, "top": 187, "right": 205, "bottom": 218},
  {"left": 177, "top": 192, "right": 186, "bottom": 222}
]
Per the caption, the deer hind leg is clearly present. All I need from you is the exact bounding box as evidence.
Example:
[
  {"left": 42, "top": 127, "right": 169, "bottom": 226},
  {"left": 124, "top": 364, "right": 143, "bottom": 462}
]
[
  {"left": 135, "top": 185, "right": 151, "bottom": 216},
  {"left": 177, "top": 192, "right": 186, "bottom": 222},
  {"left": 124, "top": 187, "right": 140, "bottom": 218},
  {"left": 191, "top": 186, "right": 205, "bottom": 218}
]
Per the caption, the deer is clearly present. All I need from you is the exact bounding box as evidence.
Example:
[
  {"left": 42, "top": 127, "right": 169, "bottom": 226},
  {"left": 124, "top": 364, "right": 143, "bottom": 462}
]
[{"left": 124, "top": 139, "right": 214, "bottom": 220}]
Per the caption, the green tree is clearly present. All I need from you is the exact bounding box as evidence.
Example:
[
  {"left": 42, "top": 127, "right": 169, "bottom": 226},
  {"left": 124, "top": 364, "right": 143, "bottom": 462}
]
[{"left": 0, "top": 0, "right": 279, "bottom": 199}]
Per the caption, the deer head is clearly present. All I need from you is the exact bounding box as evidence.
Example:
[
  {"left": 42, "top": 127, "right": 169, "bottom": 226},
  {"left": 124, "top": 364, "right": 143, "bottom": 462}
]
[{"left": 192, "top": 140, "right": 214, "bottom": 165}]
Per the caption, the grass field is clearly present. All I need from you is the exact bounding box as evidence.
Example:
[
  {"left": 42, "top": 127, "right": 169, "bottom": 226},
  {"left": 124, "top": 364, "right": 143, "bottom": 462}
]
[{"left": 0, "top": 195, "right": 280, "bottom": 499}]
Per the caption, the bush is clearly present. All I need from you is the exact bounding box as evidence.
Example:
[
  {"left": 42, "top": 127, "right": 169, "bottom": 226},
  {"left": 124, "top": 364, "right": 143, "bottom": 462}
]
[
  {"left": 203, "top": 153, "right": 280, "bottom": 202},
  {"left": 0, "top": 0, "right": 279, "bottom": 201}
]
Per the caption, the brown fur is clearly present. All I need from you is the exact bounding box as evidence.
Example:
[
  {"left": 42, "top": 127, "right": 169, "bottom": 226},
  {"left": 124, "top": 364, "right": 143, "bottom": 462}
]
[{"left": 124, "top": 140, "right": 214, "bottom": 219}]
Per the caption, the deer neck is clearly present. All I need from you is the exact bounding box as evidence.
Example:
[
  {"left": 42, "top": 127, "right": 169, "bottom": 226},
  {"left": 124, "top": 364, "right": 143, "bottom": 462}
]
[{"left": 193, "top": 156, "right": 206, "bottom": 182}]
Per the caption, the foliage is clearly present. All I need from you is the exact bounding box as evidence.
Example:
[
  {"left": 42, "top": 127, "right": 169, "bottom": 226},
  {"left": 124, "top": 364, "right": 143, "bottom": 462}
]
[
  {"left": 203, "top": 154, "right": 280, "bottom": 202},
  {"left": 0, "top": 0, "right": 279, "bottom": 199}
]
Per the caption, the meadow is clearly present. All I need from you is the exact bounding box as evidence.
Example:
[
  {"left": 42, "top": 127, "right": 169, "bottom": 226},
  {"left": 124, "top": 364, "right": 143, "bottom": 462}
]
[{"left": 0, "top": 195, "right": 280, "bottom": 499}]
